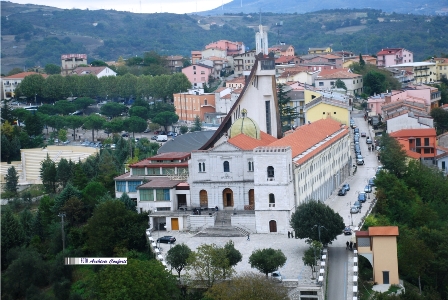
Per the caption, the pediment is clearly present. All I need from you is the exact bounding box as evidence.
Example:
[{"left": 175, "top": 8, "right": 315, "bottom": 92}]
[{"left": 210, "top": 141, "right": 242, "bottom": 152}]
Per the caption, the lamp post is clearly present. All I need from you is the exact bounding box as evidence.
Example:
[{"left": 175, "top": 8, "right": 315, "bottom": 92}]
[{"left": 312, "top": 225, "right": 326, "bottom": 244}]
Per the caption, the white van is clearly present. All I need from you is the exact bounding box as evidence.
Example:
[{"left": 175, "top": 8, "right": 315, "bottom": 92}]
[{"left": 156, "top": 135, "right": 168, "bottom": 142}]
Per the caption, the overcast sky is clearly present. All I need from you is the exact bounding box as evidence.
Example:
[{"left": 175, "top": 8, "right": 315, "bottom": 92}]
[{"left": 8, "top": 0, "right": 233, "bottom": 14}]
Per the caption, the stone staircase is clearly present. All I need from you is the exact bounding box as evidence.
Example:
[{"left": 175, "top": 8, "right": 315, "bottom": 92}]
[{"left": 192, "top": 209, "right": 247, "bottom": 237}]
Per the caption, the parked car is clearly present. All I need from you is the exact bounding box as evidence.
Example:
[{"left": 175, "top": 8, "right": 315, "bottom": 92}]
[
  {"left": 144, "top": 128, "right": 151, "bottom": 133},
  {"left": 338, "top": 188, "right": 347, "bottom": 196},
  {"left": 342, "top": 183, "right": 350, "bottom": 191},
  {"left": 364, "top": 185, "right": 372, "bottom": 193},
  {"left": 358, "top": 192, "right": 367, "bottom": 203},
  {"left": 354, "top": 136, "right": 360, "bottom": 143},
  {"left": 366, "top": 137, "right": 373, "bottom": 144},
  {"left": 343, "top": 226, "right": 352, "bottom": 235},
  {"left": 354, "top": 200, "right": 362, "bottom": 209},
  {"left": 354, "top": 128, "right": 359, "bottom": 134},
  {"left": 369, "top": 178, "right": 375, "bottom": 186},
  {"left": 157, "top": 236, "right": 176, "bottom": 244},
  {"left": 167, "top": 131, "right": 174, "bottom": 136},
  {"left": 122, "top": 132, "right": 129, "bottom": 137},
  {"left": 271, "top": 271, "right": 282, "bottom": 282},
  {"left": 356, "top": 155, "right": 364, "bottom": 165},
  {"left": 361, "top": 132, "right": 367, "bottom": 137},
  {"left": 350, "top": 206, "right": 360, "bottom": 214}
]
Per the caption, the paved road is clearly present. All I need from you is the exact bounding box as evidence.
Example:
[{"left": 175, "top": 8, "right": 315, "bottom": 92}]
[{"left": 325, "top": 112, "right": 380, "bottom": 300}]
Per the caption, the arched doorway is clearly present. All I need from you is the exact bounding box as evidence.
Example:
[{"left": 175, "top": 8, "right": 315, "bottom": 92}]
[
  {"left": 248, "top": 189, "right": 254, "bottom": 208},
  {"left": 222, "top": 188, "right": 234, "bottom": 207},
  {"left": 199, "top": 190, "right": 208, "bottom": 208},
  {"left": 269, "top": 220, "right": 277, "bottom": 232}
]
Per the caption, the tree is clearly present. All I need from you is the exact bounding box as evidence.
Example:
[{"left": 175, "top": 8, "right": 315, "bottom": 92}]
[
  {"left": 53, "top": 183, "right": 83, "bottom": 214},
  {"left": 430, "top": 107, "right": 448, "bottom": 134},
  {"left": 166, "top": 73, "right": 191, "bottom": 100},
  {"left": 44, "top": 63, "right": 61, "bottom": 75},
  {"left": 277, "top": 84, "right": 298, "bottom": 132},
  {"left": 117, "top": 73, "right": 138, "bottom": 99},
  {"left": 379, "top": 133, "right": 407, "bottom": 178},
  {"left": 24, "top": 113, "right": 44, "bottom": 137},
  {"left": 42, "top": 74, "right": 66, "bottom": 101},
  {"left": 58, "top": 128, "right": 68, "bottom": 143},
  {"left": 190, "top": 115, "right": 202, "bottom": 132},
  {"left": 82, "top": 181, "right": 108, "bottom": 213},
  {"left": 302, "top": 241, "right": 323, "bottom": 279},
  {"left": 83, "top": 114, "right": 105, "bottom": 141},
  {"left": 290, "top": 200, "right": 344, "bottom": 245},
  {"left": 73, "top": 97, "right": 95, "bottom": 111},
  {"left": 249, "top": 248, "right": 286, "bottom": 277},
  {"left": 7, "top": 67, "right": 24, "bottom": 76},
  {"left": 15, "top": 74, "right": 45, "bottom": 99},
  {"left": 94, "top": 259, "right": 179, "bottom": 300},
  {"left": 224, "top": 240, "right": 243, "bottom": 270},
  {"left": 56, "top": 158, "right": 72, "bottom": 188},
  {"left": 4, "top": 166, "right": 19, "bottom": 194},
  {"left": 124, "top": 116, "right": 147, "bottom": 137},
  {"left": 65, "top": 115, "right": 85, "bottom": 141},
  {"left": 152, "top": 111, "right": 179, "bottom": 131},
  {"left": 85, "top": 200, "right": 148, "bottom": 256},
  {"left": 129, "top": 105, "right": 149, "bottom": 119},
  {"left": 54, "top": 100, "right": 76, "bottom": 115},
  {"left": 40, "top": 154, "right": 57, "bottom": 193},
  {"left": 78, "top": 74, "right": 100, "bottom": 98},
  {"left": 100, "top": 102, "right": 127, "bottom": 118},
  {"left": 1, "top": 208, "right": 25, "bottom": 269},
  {"left": 72, "top": 163, "right": 88, "bottom": 190},
  {"left": 205, "top": 272, "right": 289, "bottom": 300},
  {"left": 335, "top": 79, "right": 347, "bottom": 90},
  {"left": 119, "top": 192, "right": 136, "bottom": 212},
  {"left": 166, "top": 243, "right": 192, "bottom": 278},
  {"left": 180, "top": 125, "right": 188, "bottom": 134},
  {"left": 1, "top": 100, "right": 14, "bottom": 124},
  {"left": 363, "top": 70, "right": 387, "bottom": 95},
  {"left": 186, "top": 243, "right": 231, "bottom": 288},
  {"left": 103, "top": 117, "right": 124, "bottom": 134},
  {"left": 359, "top": 53, "right": 365, "bottom": 67}
]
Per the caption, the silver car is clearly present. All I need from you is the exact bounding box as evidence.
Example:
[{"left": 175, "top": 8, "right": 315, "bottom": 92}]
[
  {"left": 271, "top": 271, "right": 282, "bottom": 282},
  {"left": 350, "top": 206, "right": 360, "bottom": 214}
]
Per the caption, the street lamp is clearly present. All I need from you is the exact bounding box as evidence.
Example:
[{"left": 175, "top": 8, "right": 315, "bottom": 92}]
[{"left": 312, "top": 225, "right": 326, "bottom": 244}]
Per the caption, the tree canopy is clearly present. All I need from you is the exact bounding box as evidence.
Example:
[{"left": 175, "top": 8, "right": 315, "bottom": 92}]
[
  {"left": 248, "top": 248, "right": 286, "bottom": 277},
  {"left": 290, "top": 200, "right": 344, "bottom": 244},
  {"left": 166, "top": 243, "right": 192, "bottom": 278}
]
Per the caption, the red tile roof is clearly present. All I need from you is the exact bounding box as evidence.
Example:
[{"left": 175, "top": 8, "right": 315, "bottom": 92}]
[
  {"left": 268, "top": 118, "right": 347, "bottom": 161},
  {"left": 138, "top": 177, "right": 185, "bottom": 189},
  {"left": 226, "top": 76, "right": 246, "bottom": 83},
  {"left": 3, "top": 72, "right": 48, "bottom": 79},
  {"left": 228, "top": 131, "right": 278, "bottom": 150},
  {"left": 275, "top": 56, "right": 295, "bottom": 64},
  {"left": 368, "top": 226, "right": 399, "bottom": 236},
  {"left": 72, "top": 67, "right": 109, "bottom": 76},
  {"left": 318, "top": 70, "right": 361, "bottom": 79},
  {"left": 377, "top": 48, "right": 403, "bottom": 55},
  {"left": 389, "top": 128, "right": 436, "bottom": 138}
]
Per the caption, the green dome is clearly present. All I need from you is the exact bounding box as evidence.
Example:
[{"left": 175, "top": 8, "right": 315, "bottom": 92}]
[{"left": 229, "top": 110, "right": 260, "bottom": 140}]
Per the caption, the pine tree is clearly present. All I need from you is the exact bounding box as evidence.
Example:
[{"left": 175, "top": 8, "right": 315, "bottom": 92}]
[
  {"left": 1, "top": 209, "right": 25, "bottom": 269},
  {"left": 40, "top": 154, "right": 57, "bottom": 193},
  {"left": 359, "top": 53, "right": 365, "bottom": 67},
  {"left": 5, "top": 166, "right": 19, "bottom": 194},
  {"left": 190, "top": 115, "right": 202, "bottom": 132}
]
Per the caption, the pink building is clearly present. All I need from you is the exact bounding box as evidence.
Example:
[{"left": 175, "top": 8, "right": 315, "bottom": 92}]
[
  {"left": 182, "top": 64, "right": 213, "bottom": 89},
  {"left": 191, "top": 51, "right": 202, "bottom": 64},
  {"left": 205, "top": 40, "right": 245, "bottom": 56},
  {"left": 376, "top": 48, "right": 413, "bottom": 67}
]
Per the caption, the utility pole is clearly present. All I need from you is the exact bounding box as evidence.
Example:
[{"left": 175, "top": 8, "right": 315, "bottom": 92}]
[{"left": 58, "top": 213, "right": 66, "bottom": 252}]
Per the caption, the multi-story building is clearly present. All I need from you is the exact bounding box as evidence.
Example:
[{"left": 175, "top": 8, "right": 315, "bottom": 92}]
[
  {"left": 165, "top": 55, "right": 184, "bottom": 73},
  {"left": 433, "top": 57, "right": 448, "bottom": 81},
  {"left": 205, "top": 40, "right": 245, "bottom": 56},
  {"left": 173, "top": 89, "right": 217, "bottom": 122},
  {"left": 269, "top": 44, "right": 295, "bottom": 57},
  {"left": 389, "top": 62, "right": 437, "bottom": 84},
  {"left": 304, "top": 90, "right": 350, "bottom": 126},
  {"left": 376, "top": 48, "right": 413, "bottom": 67},
  {"left": 308, "top": 47, "right": 333, "bottom": 54},
  {"left": 315, "top": 69, "right": 363, "bottom": 96},
  {"left": 114, "top": 152, "right": 190, "bottom": 214},
  {"left": 233, "top": 50, "right": 256, "bottom": 77},
  {"left": 191, "top": 51, "right": 202, "bottom": 64},
  {"left": 182, "top": 64, "right": 214, "bottom": 89},
  {"left": 390, "top": 128, "right": 437, "bottom": 165},
  {"left": 225, "top": 76, "right": 246, "bottom": 89},
  {"left": 61, "top": 54, "right": 87, "bottom": 76},
  {"left": 1, "top": 72, "right": 47, "bottom": 100},
  {"left": 71, "top": 66, "right": 117, "bottom": 78}
]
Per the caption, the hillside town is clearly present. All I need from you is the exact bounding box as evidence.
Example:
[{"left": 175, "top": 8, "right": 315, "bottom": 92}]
[{"left": 1, "top": 20, "right": 448, "bottom": 300}]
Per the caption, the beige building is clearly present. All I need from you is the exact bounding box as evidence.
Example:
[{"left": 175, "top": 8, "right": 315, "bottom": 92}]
[
  {"left": 61, "top": 54, "right": 87, "bottom": 76},
  {"left": 173, "top": 90, "right": 217, "bottom": 122},
  {"left": 356, "top": 226, "right": 400, "bottom": 285},
  {"left": 308, "top": 47, "right": 333, "bottom": 54}
]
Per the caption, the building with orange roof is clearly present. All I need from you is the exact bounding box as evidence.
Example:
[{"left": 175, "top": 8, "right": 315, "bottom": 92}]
[
  {"left": 191, "top": 51, "right": 202, "bottom": 64},
  {"left": 173, "top": 89, "right": 217, "bottom": 122},
  {"left": 205, "top": 40, "right": 245, "bottom": 56},
  {"left": 71, "top": 66, "right": 116, "bottom": 78},
  {"left": 269, "top": 44, "right": 295, "bottom": 57},
  {"left": 225, "top": 76, "right": 246, "bottom": 89},
  {"left": 1, "top": 72, "right": 48, "bottom": 100},
  {"left": 376, "top": 48, "right": 413, "bottom": 67},
  {"left": 356, "top": 226, "right": 400, "bottom": 285},
  {"left": 389, "top": 128, "right": 437, "bottom": 163},
  {"left": 276, "top": 67, "right": 319, "bottom": 85}
]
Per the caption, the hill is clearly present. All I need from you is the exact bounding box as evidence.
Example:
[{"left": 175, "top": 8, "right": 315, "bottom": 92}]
[
  {"left": 1, "top": 1, "right": 448, "bottom": 73},
  {"left": 201, "top": 0, "right": 448, "bottom": 15}
]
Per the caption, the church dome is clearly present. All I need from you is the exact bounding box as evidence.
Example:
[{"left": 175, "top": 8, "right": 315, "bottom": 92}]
[{"left": 229, "top": 109, "right": 261, "bottom": 140}]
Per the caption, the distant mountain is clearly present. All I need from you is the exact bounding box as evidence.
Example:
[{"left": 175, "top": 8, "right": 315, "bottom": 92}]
[
  {"left": 1, "top": 1, "right": 448, "bottom": 73},
  {"left": 200, "top": 0, "right": 448, "bottom": 15}
]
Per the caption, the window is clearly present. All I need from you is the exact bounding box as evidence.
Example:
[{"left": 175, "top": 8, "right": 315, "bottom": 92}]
[
  {"left": 223, "top": 161, "right": 230, "bottom": 172},
  {"left": 156, "top": 189, "right": 170, "bottom": 201},
  {"left": 194, "top": 71, "right": 196, "bottom": 75},
  {"left": 248, "top": 161, "right": 254, "bottom": 172},
  {"left": 265, "top": 101, "right": 271, "bottom": 135},
  {"left": 416, "top": 138, "right": 421, "bottom": 146},
  {"left": 199, "top": 162, "right": 205, "bottom": 172},
  {"left": 132, "top": 168, "right": 145, "bottom": 175},
  {"left": 269, "top": 194, "right": 275, "bottom": 207},
  {"left": 140, "top": 189, "right": 154, "bottom": 201},
  {"left": 193, "top": 66, "right": 196, "bottom": 70},
  {"left": 318, "top": 82, "right": 324, "bottom": 86},
  {"left": 424, "top": 138, "right": 429, "bottom": 146},
  {"left": 267, "top": 166, "right": 274, "bottom": 178},
  {"left": 116, "top": 181, "right": 126, "bottom": 192},
  {"left": 128, "top": 181, "right": 143, "bottom": 192},
  {"left": 442, "top": 161, "right": 446, "bottom": 170},
  {"left": 162, "top": 168, "right": 175, "bottom": 175},
  {"left": 201, "top": 71, "right": 205, "bottom": 74},
  {"left": 204, "top": 99, "right": 208, "bottom": 105},
  {"left": 147, "top": 168, "right": 161, "bottom": 175}
]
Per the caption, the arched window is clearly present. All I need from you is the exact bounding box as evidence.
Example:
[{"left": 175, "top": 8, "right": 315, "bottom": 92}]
[
  {"left": 223, "top": 161, "right": 230, "bottom": 172},
  {"left": 269, "top": 193, "right": 275, "bottom": 207},
  {"left": 267, "top": 166, "right": 274, "bottom": 178},
  {"left": 199, "top": 162, "right": 205, "bottom": 172}
]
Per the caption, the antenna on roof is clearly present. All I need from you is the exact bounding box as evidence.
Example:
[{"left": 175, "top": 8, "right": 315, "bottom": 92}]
[{"left": 259, "top": 8, "right": 262, "bottom": 25}]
